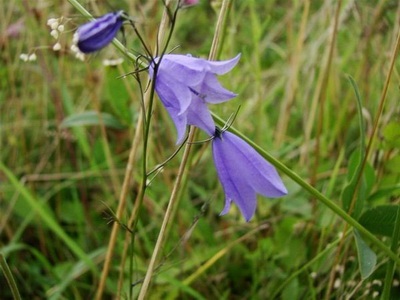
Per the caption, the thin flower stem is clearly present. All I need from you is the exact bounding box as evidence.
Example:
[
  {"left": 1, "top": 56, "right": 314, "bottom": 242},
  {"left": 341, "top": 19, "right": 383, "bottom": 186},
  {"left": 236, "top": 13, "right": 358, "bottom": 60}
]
[
  {"left": 137, "top": 128, "right": 197, "bottom": 300},
  {"left": 212, "top": 113, "right": 400, "bottom": 266},
  {"left": 126, "top": 76, "right": 157, "bottom": 299},
  {"left": 95, "top": 114, "right": 145, "bottom": 300},
  {"left": 137, "top": 0, "right": 233, "bottom": 298},
  {"left": 66, "top": 1, "right": 162, "bottom": 298},
  {"left": 65, "top": 8, "right": 146, "bottom": 300}
]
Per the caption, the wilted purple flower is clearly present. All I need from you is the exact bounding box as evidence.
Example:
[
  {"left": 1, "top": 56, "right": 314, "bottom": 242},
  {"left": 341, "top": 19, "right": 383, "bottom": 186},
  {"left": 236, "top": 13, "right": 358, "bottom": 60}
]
[
  {"left": 180, "top": 0, "right": 199, "bottom": 7},
  {"left": 149, "top": 54, "right": 240, "bottom": 143},
  {"left": 212, "top": 128, "right": 287, "bottom": 221},
  {"left": 75, "top": 11, "right": 125, "bottom": 53}
]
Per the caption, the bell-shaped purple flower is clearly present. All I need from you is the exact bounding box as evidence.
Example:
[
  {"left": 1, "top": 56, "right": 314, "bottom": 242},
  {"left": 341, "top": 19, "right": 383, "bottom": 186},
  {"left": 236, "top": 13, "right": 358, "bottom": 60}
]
[
  {"left": 212, "top": 129, "right": 287, "bottom": 221},
  {"left": 149, "top": 54, "right": 240, "bottom": 143},
  {"left": 75, "top": 11, "right": 124, "bottom": 53}
]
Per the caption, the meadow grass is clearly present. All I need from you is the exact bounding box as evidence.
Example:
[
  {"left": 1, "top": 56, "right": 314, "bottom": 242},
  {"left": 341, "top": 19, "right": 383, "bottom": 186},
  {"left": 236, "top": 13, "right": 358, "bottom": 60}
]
[{"left": 1, "top": 0, "right": 400, "bottom": 299}]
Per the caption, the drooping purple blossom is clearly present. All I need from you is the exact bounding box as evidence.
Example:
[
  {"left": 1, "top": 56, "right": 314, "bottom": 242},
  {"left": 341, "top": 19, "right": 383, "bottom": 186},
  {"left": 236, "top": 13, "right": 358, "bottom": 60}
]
[
  {"left": 212, "top": 128, "right": 287, "bottom": 221},
  {"left": 75, "top": 11, "right": 125, "bottom": 53},
  {"left": 149, "top": 54, "right": 240, "bottom": 143},
  {"left": 180, "top": 0, "right": 199, "bottom": 7}
]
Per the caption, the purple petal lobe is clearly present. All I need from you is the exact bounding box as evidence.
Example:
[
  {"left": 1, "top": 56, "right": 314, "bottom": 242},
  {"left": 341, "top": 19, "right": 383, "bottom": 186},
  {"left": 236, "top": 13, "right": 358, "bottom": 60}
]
[
  {"left": 77, "top": 11, "right": 124, "bottom": 53},
  {"left": 163, "top": 105, "right": 188, "bottom": 145},
  {"left": 223, "top": 132, "right": 288, "bottom": 197},
  {"left": 155, "top": 73, "right": 192, "bottom": 114},
  {"left": 186, "top": 97, "right": 215, "bottom": 136},
  {"left": 201, "top": 74, "right": 237, "bottom": 103},
  {"left": 212, "top": 130, "right": 287, "bottom": 221},
  {"left": 206, "top": 54, "right": 241, "bottom": 75}
]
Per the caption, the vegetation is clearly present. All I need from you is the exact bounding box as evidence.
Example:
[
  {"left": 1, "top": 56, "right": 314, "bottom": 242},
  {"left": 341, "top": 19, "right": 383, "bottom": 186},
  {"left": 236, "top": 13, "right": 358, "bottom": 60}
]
[{"left": 1, "top": 0, "right": 399, "bottom": 299}]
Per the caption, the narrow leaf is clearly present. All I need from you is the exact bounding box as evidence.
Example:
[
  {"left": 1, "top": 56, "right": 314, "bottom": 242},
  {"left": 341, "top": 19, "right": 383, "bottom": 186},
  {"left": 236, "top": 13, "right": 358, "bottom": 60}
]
[
  {"left": 368, "top": 184, "right": 400, "bottom": 202},
  {"left": 61, "top": 111, "right": 126, "bottom": 129},
  {"left": 341, "top": 76, "right": 371, "bottom": 219},
  {"left": 354, "top": 229, "right": 377, "bottom": 279}
]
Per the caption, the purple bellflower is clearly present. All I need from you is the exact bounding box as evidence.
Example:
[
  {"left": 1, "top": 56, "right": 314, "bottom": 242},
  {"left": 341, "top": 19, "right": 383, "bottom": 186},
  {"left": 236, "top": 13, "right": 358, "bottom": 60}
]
[
  {"left": 212, "top": 128, "right": 287, "bottom": 221},
  {"left": 75, "top": 11, "right": 125, "bottom": 53},
  {"left": 149, "top": 54, "right": 240, "bottom": 143}
]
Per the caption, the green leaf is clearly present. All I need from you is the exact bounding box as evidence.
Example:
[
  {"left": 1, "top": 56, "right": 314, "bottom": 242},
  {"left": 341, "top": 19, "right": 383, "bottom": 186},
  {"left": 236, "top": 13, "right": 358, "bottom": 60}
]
[
  {"left": 353, "top": 229, "right": 377, "bottom": 279},
  {"left": 368, "top": 184, "right": 400, "bottom": 202},
  {"left": 61, "top": 111, "right": 126, "bottom": 129},
  {"left": 386, "top": 156, "right": 400, "bottom": 173},
  {"left": 104, "top": 68, "right": 133, "bottom": 123},
  {"left": 359, "top": 205, "right": 400, "bottom": 237},
  {"left": 342, "top": 151, "right": 375, "bottom": 219},
  {"left": 281, "top": 276, "right": 299, "bottom": 300},
  {"left": 382, "top": 122, "right": 400, "bottom": 149},
  {"left": 341, "top": 76, "right": 373, "bottom": 219}
]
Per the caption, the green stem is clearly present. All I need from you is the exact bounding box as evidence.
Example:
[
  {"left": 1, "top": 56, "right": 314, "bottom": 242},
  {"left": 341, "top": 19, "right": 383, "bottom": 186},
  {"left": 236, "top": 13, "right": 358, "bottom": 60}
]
[
  {"left": 0, "top": 253, "right": 22, "bottom": 300},
  {"left": 381, "top": 206, "right": 400, "bottom": 299},
  {"left": 212, "top": 113, "right": 400, "bottom": 266}
]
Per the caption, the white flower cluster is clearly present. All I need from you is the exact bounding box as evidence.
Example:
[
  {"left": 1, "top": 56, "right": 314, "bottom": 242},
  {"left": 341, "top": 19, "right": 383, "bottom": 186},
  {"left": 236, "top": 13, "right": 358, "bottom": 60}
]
[
  {"left": 46, "top": 17, "right": 85, "bottom": 61},
  {"left": 70, "top": 33, "right": 85, "bottom": 61},
  {"left": 47, "top": 17, "right": 64, "bottom": 51},
  {"left": 102, "top": 58, "right": 124, "bottom": 66},
  {"left": 19, "top": 53, "right": 37, "bottom": 62}
]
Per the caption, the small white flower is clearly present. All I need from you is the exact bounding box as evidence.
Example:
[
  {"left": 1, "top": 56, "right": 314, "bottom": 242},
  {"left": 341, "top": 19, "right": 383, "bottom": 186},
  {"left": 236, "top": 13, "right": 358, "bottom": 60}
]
[
  {"left": 334, "top": 265, "right": 344, "bottom": 274},
  {"left": 72, "top": 32, "right": 79, "bottom": 44},
  {"left": 372, "top": 291, "right": 379, "bottom": 298},
  {"left": 19, "top": 53, "right": 29, "bottom": 61},
  {"left": 28, "top": 53, "right": 37, "bottom": 61},
  {"left": 372, "top": 279, "right": 382, "bottom": 286},
  {"left": 102, "top": 58, "right": 124, "bottom": 66},
  {"left": 75, "top": 52, "right": 85, "bottom": 61},
  {"left": 47, "top": 18, "right": 58, "bottom": 26},
  {"left": 50, "top": 29, "right": 59, "bottom": 39},
  {"left": 57, "top": 25, "right": 65, "bottom": 32},
  {"left": 53, "top": 42, "right": 61, "bottom": 51},
  {"left": 50, "top": 21, "right": 59, "bottom": 30},
  {"left": 333, "top": 278, "right": 341, "bottom": 289}
]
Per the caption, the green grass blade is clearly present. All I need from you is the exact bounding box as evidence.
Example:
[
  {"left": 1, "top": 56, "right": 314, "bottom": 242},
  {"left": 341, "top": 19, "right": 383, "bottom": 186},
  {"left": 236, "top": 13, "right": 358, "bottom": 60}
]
[
  {"left": 0, "top": 253, "right": 22, "bottom": 300},
  {"left": 0, "top": 161, "right": 96, "bottom": 273}
]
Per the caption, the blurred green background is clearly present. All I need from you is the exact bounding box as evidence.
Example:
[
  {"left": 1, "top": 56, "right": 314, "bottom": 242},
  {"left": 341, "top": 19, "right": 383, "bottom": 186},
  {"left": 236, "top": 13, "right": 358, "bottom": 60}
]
[{"left": 1, "top": 0, "right": 399, "bottom": 299}]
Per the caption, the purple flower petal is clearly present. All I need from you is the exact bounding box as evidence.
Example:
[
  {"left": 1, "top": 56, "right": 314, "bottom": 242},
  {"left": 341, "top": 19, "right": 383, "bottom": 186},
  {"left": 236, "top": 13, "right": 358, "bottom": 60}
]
[
  {"left": 163, "top": 105, "right": 188, "bottom": 145},
  {"left": 206, "top": 54, "right": 241, "bottom": 75},
  {"left": 155, "top": 73, "right": 192, "bottom": 114},
  {"left": 149, "top": 54, "right": 241, "bottom": 143},
  {"left": 76, "top": 11, "right": 124, "bottom": 53},
  {"left": 213, "top": 136, "right": 258, "bottom": 220},
  {"left": 222, "top": 132, "right": 287, "bottom": 197},
  {"left": 201, "top": 73, "right": 237, "bottom": 103},
  {"left": 152, "top": 55, "right": 207, "bottom": 86},
  {"left": 212, "top": 130, "right": 287, "bottom": 221},
  {"left": 186, "top": 97, "right": 215, "bottom": 136}
]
